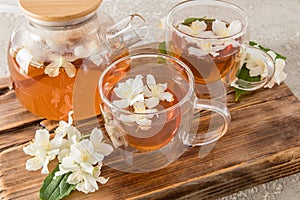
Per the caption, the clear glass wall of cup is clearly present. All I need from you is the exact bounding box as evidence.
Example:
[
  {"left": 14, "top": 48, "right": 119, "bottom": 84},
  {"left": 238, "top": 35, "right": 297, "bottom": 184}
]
[
  {"left": 96, "top": 53, "right": 230, "bottom": 172},
  {"left": 0, "top": 1, "right": 147, "bottom": 121},
  {"left": 165, "top": 0, "right": 275, "bottom": 99}
]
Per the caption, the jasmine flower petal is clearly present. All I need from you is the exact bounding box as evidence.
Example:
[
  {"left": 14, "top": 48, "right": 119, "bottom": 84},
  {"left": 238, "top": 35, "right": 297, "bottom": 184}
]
[
  {"left": 113, "top": 99, "right": 130, "bottom": 109},
  {"left": 26, "top": 156, "right": 44, "bottom": 171},
  {"left": 145, "top": 97, "right": 160, "bottom": 108}
]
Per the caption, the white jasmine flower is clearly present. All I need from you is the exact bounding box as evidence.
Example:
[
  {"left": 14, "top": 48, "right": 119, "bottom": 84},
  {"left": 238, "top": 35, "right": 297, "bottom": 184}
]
[
  {"left": 176, "top": 19, "right": 241, "bottom": 57},
  {"left": 55, "top": 139, "right": 105, "bottom": 185},
  {"left": 74, "top": 165, "right": 109, "bottom": 194},
  {"left": 104, "top": 118, "right": 127, "bottom": 147},
  {"left": 56, "top": 157, "right": 108, "bottom": 194},
  {"left": 132, "top": 101, "right": 158, "bottom": 130},
  {"left": 190, "top": 38, "right": 240, "bottom": 57},
  {"left": 264, "top": 51, "right": 287, "bottom": 88},
  {"left": 44, "top": 55, "right": 77, "bottom": 78},
  {"left": 70, "top": 139, "right": 104, "bottom": 166},
  {"left": 24, "top": 111, "right": 113, "bottom": 194},
  {"left": 113, "top": 75, "right": 144, "bottom": 108},
  {"left": 90, "top": 128, "right": 114, "bottom": 157},
  {"left": 23, "top": 129, "right": 63, "bottom": 174},
  {"left": 55, "top": 111, "right": 74, "bottom": 136},
  {"left": 190, "top": 20, "right": 207, "bottom": 35},
  {"left": 212, "top": 19, "right": 242, "bottom": 37},
  {"left": 119, "top": 101, "right": 158, "bottom": 131},
  {"left": 15, "top": 48, "right": 44, "bottom": 74},
  {"left": 143, "top": 74, "right": 174, "bottom": 108},
  {"left": 245, "top": 54, "right": 268, "bottom": 78},
  {"left": 189, "top": 42, "right": 225, "bottom": 57},
  {"left": 267, "top": 50, "right": 277, "bottom": 60},
  {"left": 188, "top": 46, "right": 208, "bottom": 57},
  {"left": 102, "top": 110, "right": 127, "bottom": 148},
  {"left": 177, "top": 24, "right": 193, "bottom": 35},
  {"left": 178, "top": 20, "right": 208, "bottom": 37},
  {"left": 55, "top": 131, "right": 112, "bottom": 194},
  {"left": 56, "top": 124, "right": 82, "bottom": 162},
  {"left": 16, "top": 48, "right": 32, "bottom": 74},
  {"left": 54, "top": 111, "right": 82, "bottom": 161},
  {"left": 74, "top": 42, "right": 98, "bottom": 58}
]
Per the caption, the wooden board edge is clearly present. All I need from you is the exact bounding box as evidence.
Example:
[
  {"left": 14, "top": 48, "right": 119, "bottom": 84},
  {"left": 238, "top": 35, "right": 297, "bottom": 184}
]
[
  {"left": 131, "top": 147, "right": 300, "bottom": 200},
  {"left": 0, "top": 76, "right": 10, "bottom": 89}
]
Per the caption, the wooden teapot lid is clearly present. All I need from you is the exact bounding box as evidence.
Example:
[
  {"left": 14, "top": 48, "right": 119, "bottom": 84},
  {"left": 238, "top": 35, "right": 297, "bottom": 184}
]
[{"left": 18, "top": 0, "right": 102, "bottom": 22}]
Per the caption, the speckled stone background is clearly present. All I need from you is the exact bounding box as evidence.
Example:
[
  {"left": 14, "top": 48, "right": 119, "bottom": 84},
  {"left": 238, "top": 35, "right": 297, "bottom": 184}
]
[{"left": 0, "top": 0, "right": 299, "bottom": 199}]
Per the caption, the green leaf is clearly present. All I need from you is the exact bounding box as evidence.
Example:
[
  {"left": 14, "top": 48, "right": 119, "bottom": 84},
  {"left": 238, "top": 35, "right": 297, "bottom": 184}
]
[
  {"left": 235, "top": 88, "right": 250, "bottom": 102},
  {"left": 249, "top": 41, "right": 287, "bottom": 60},
  {"left": 158, "top": 41, "right": 168, "bottom": 63},
  {"left": 234, "top": 63, "right": 261, "bottom": 101},
  {"left": 40, "top": 164, "right": 76, "bottom": 200},
  {"left": 158, "top": 41, "right": 167, "bottom": 55},
  {"left": 235, "top": 41, "right": 287, "bottom": 101},
  {"left": 181, "top": 16, "right": 215, "bottom": 26},
  {"left": 236, "top": 63, "right": 261, "bottom": 82}
]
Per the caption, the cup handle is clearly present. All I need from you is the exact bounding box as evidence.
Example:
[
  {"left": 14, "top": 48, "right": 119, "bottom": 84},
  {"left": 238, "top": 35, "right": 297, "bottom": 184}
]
[
  {"left": 231, "top": 45, "right": 275, "bottom": 91},
  {"left": 186, "top": 99, "right": 231, "bottom": 146}
]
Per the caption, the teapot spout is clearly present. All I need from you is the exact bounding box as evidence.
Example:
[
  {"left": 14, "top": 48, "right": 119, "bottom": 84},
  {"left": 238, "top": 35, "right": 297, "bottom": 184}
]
[{"left": 105, "top": 14, "right": 149, "bottom": 53}]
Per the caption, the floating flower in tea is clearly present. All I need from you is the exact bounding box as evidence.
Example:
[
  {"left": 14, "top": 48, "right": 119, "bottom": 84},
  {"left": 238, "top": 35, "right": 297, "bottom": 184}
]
[
  {"left": 177, "top": 20, "right": 207, "bottom": 36},
  {"left": 113, "top": 75, "right": 145, "bottom": 108},
  {"left": 44, "top": 55, "right": 77, "bottom": 78},
  {"left": 212, "top": 19, "right": 242, "bottom": 37},
  {"left": 15, "top": 48, "right": 33, "bottom": 74},
  {"left": 245, "top": 54, "right": 268, "bottom": 78},
  {"left": 112, "top": 74, "right": 174, "bottom": 131},
  {"left": 143, "top": 74, "right": 174, "bottom": 108},
  {"left": 119, "top": 101, "right": 158, "bottom": 130},
  {"left": 177, "top": 17, "right": 242, "bottom": 57}
]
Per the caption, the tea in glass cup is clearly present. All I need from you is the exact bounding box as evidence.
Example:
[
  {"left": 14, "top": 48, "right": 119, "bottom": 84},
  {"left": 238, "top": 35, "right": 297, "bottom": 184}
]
[
  {"left": 98, "top": 53, "right": 230, "bottom": 172},
  {"left": 165, "top": 0, "right": 248, "bottom": 98}
]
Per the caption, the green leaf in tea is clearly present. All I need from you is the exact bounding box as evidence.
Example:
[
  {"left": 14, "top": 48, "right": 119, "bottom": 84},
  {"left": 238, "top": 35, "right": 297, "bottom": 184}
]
[
  {"left": 158, "top": 41, "right": 167, "bottom": 55},
  {"left": 158, "top": 41, "right": 168, "bottom": 63},
  {"left": 181, "top": 16, "right": 215, "bottom": 26},
  {"left": 235, "top": 41, "right": 287, "bottom": 101},
  {"left": 236, "top": 63, "right": 261, "bottom": 82},
  {"left": 234, "top": 63, "right": 261, "bottom": 101},
  {"left": 40, "top": 164, "right": 75, "bottom": 200}
]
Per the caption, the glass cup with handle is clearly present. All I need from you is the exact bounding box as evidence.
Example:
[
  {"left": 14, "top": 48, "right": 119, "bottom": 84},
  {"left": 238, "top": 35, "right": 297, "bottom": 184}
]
[
  {"left": 165, "top": 0, "right": 275, "bottom": 99},
  {"left": 97, "top": 52, "right": 231, "bottom": 173}
]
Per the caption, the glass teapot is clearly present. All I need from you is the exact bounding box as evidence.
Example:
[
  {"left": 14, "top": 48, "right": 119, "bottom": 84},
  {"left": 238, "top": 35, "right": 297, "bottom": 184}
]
[{"left": 0, "top": 0, "right": 147, "bottom": 121}]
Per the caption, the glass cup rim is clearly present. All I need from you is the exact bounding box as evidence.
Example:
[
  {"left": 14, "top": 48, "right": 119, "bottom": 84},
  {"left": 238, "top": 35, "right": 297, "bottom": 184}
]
[
  {"left": 166, "top": 0, "right": 249, "bottom": 40},
  {"left": 99, "top": 53, "right": 195, "bottom": 116}
]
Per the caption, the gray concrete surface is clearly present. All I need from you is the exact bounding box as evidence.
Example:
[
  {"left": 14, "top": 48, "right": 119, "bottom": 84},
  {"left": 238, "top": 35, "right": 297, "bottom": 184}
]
[{"left": 0, "top": 0, "right": 299, "bottom": 199}]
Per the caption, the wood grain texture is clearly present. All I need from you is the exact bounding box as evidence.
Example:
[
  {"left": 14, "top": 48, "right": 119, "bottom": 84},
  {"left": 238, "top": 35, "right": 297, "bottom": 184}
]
[
  {"left": 1, "top": 79, "right": 300, "bottom": 200},
  {"left": 19, "top": 0, "right": 102, "bottom": 22}
]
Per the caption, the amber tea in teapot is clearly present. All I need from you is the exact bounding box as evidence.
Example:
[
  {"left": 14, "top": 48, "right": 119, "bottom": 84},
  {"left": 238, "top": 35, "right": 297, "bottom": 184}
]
[{"left": 5, "top": 0, "right": 146, "bottom": 121}]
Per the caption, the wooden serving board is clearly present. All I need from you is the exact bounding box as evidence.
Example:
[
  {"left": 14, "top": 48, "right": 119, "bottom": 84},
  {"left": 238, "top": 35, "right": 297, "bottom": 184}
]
[{"left": 1, "top": 76, "right": 300, "bottom": 200}]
